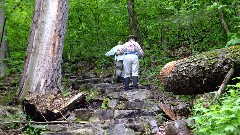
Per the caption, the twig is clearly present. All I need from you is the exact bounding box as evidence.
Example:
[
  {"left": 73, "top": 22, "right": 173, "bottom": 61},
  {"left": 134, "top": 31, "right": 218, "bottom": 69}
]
[
  {"left": 40, "top": 112, "right": 48, "bottom": 122},
  {"left": 59, "top": 111, "right": 68, "bottom": 121},
  {"left": 212, "top": 67, "right": 235, "bottom": 105},
  {"left": 217, "top": 67, "right": 235, "bottom": 98},
  {"left": 0, "top": 120, "right": 89, "bottom": 125},
  {"left": 1, "top": 121, "right": 70, "bottom": 125}
]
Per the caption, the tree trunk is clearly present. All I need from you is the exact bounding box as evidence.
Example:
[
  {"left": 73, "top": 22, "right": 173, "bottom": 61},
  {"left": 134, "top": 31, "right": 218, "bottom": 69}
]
[
  {"left": 161, "top": 26, "right": 169, "bottom": 57},
  {"left": 17, "top": 0, "right": 69, "bottom": 100},
  {"left": 0, "top": 0, "right": 8, "bottom": 77},
  {"left": 128, "top": 0, "right": 142, "bottom": 45},
  {"left": 160, "top": 45, "right": 240, "bottom": 95},
  {"left": 215, "top": 0, "right": 230, "bottom": 35},
  {"left": 233, "top": 1, "right": 239, "bottom": 17}
]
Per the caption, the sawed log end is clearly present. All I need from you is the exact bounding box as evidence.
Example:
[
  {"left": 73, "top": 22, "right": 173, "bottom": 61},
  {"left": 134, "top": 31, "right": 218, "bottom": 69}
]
[{"left": 160, "top": 60, "right": 177, "bottom": 82}]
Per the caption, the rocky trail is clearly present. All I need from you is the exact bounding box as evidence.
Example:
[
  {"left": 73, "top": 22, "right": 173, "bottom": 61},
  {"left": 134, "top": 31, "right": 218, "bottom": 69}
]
[{"left": 0, "top": 71, "right": 193, "bottom": 135}]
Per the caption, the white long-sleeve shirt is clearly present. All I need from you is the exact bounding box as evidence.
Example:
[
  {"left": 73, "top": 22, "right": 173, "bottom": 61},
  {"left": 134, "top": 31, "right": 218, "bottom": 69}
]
[{"left": 105, "top": 45, "right": 124, "bottom": 61}]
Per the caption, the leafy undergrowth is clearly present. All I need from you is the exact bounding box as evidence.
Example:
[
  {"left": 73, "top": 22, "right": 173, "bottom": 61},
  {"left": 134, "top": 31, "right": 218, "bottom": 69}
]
[
  {"left": 189, "top": 79, "right": 240, "bottom": 135},
  {"left": 0, "top": 73, "right": 21, "bottom": 106}
]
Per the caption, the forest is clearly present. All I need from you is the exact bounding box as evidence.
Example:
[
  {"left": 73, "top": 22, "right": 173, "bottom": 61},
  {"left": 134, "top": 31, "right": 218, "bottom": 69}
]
[{"left": 0, "top": 0, "right": 239, "bottom": 134}]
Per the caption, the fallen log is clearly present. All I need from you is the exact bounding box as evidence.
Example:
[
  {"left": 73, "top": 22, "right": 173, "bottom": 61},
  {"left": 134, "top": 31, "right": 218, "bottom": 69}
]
[
  {"left": 160, "top": 45, "right": 240, "bottom": 95},
  {"left": 23, "top": 92, "right": 85, "bottom": 121}
]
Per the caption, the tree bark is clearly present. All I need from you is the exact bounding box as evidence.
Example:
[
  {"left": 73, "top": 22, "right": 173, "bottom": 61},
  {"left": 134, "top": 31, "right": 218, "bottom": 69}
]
[
  {"left": 17, "top": 0, "right": 69, "bottom": 100},
  {"left": 161, "top": 26, "right": 169, "bottom": 57},
  {"left": 128, "top": 0, "right": 142, "bottom": 45},
  {"left": 234, "top": 1, "right": 240, "bottom": 17},
  {"left": 0, "top": 0, "right": 8, "bottom": 77},
  {"left": 215, "top": 0, "right": 230, "bottom": 35},
  {"left": 160, "top": 45, "right": 240, "bottom": 95}
]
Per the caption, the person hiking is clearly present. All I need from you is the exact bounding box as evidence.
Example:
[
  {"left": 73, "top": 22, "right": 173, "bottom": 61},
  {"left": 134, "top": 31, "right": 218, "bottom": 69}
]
[
  {"left": 105, "top": 41, "right": 125, "bottom": 83},
  {"left": 116, "top": 35, "right": 144, "bottom": 91}
]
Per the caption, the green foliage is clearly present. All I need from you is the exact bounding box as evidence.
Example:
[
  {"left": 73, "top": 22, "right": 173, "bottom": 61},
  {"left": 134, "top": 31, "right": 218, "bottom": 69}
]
[
  {"left": 100, "top": 98, "right": 111, "bottom": 110},
  {"left": 0, "top": 76, "right": 20, "bottom": 105},
  {"left": 0, "top": 105, "right": 46, "bottom": 134},
  {"left": 0, "top": 89, "right": 15, "bottom": 105},
  {"left": 226, "top": 33, "right": 240, "bottom": 47},
  {"left": 1, "top": 107, "right": 26, "bottom": 129},
  {"left": 189, "top": 80, "right": 240, "bottom": 135},
  {"left": 5, "top": 0, "right": 35, "bottom": 75},
  {"left": 5, "top": 0, "right": 239, "bottom": 75},
  {"left": 85, "top": 89, "right": 99, "bottom": 102},
  {"left": 5, "top": 52, "right": 24, "bottom": 74},
  {"left": 24, "top": 125, "right": 46, "bottom": 135},
  {"left": 63, "top": 0, "right": 129, "bottom": 69}
]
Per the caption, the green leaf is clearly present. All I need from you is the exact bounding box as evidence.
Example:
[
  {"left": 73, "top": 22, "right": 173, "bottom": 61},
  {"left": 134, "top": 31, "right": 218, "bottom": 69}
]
[
  {"left": 224, "top": 125, "right": 235, "bottom": 132},
  {"left": 235, "top": 83, "right": 240, "bottom": 88}
]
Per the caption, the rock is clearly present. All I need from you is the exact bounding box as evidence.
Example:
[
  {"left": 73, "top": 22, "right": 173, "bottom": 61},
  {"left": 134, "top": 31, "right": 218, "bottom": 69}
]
[
  {"left": 165, "top": 120, "right": 192, "bottom": 135},
  {"left": 106, "top": 124, "right": 135, "bottom": 135},
  {"left": 149, "top": 119, "right": 159, "bottom": 134}
]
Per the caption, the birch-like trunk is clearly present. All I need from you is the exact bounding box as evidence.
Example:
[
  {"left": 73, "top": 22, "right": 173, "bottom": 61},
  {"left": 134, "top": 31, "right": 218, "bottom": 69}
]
[{"left": 17, "top": 0, "right": 68, "bottom": 100}]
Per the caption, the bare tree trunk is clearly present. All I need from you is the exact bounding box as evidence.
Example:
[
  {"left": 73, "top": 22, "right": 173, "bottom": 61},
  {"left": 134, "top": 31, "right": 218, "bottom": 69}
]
[
  {"left": 17, "top": 0, "right": 69, "bottom": 101},
  {"left": 128, "top": 0, "right": 142, "bottom": 45},
  {"left": 161, "top": 26, "right": 169, "bottom": 57},
  {"left": 233, "top": 1, "right": 240, "bottom": 17},
  {"left": 189, "top": 25, "right": 194, "bottom": 54},
  {"left": 0, "top": 0, "right": 8, "bottom": 77},
  {"left": 215, "top": 0, "right": 230, "bottom": 35}
]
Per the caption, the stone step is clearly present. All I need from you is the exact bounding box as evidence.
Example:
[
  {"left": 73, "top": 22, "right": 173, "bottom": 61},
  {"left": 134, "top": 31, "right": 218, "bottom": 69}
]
[
  {"left": 117, "top": 99, "right": 160, "bottom": 111},
  {"left": 73, "top": 108, "right": 161, "bottom": 122},
  {"left": 93, "top": 89, "right": 155, "bottom": 101},
  {"left": 42, "top": 116, "right": 162, "bottom": 135},
  {"left": 99, "top": 98, "right": 160, "bottom": 111}
]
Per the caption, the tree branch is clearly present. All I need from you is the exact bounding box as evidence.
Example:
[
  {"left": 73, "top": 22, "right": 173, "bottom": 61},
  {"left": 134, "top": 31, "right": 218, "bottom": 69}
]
[{"left": 217, "top": 67, "right": 235, "bottom": 97}]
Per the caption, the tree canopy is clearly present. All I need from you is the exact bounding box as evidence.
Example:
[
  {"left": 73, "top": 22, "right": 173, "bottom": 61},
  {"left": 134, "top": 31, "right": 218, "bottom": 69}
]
[{"left": 3, "top": 0, "right": 239, "bottom": 76}]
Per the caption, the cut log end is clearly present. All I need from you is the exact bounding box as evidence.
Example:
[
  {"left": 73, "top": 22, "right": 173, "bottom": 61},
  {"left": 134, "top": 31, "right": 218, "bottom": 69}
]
[{"left": 160, "top": 61, "right": 177, "bottom": 82}]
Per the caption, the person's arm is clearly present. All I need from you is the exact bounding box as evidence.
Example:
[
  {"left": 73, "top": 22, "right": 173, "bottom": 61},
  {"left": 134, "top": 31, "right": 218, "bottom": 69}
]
[
  {"left": 115, "top": 44, "right": 125, "bottom": 55},
  {"left": 105, "top": 47, "right": 116, "bottom": 56},
  {"left": 135, "top": 42, "right": 144, "bottom": 57}
]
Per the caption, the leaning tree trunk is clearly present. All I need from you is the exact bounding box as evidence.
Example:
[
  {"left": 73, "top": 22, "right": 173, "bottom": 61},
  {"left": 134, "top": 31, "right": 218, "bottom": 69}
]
[
  {"left": 0, "top": 0, "right": 8, "bottom": 77},
  {"left": 215, "top": 0, "right": 230, "bottom": 35},
  {"left": 17, "top": 0, "right": 68, "bottom": 100},
  {"left": 160, "top": 45, "right": 240, "bottom": 95}
]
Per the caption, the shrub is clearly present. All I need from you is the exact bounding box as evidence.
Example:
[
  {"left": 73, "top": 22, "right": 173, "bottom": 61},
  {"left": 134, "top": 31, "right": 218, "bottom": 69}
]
[{"left": 189, "top": 79, "right": 240, "bottom": 135}]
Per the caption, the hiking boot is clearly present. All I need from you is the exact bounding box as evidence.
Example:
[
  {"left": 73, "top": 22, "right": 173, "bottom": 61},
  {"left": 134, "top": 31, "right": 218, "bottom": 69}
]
[
  {"left": 124, "top": 77, "right": 130, "bottom": 91},
  {"left": 121, "top": 77, "right": 124, "bottom": 83},
  {"left": 133, "top": 76, "right": 138, "bottom": 89},
  {"left": 116, "top": 76, "right": 122, "bottom": 83}
]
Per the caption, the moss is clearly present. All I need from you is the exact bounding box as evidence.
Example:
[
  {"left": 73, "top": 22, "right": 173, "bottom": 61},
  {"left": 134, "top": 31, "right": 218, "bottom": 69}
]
[{"left": 85, "top": 89, "right": 99, "bottom": 102}]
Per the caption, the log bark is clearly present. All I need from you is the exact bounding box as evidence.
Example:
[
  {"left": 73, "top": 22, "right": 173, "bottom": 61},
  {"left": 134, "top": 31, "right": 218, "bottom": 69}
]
[
  {"left": 160, "top": 45, "right": 240, "bottom": 95},
  {"left": 23, "top": 92, "right": 85, "bottom": 121}
]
